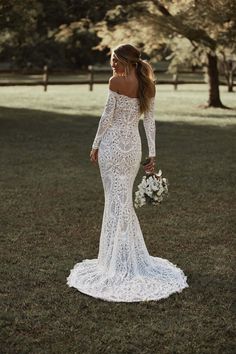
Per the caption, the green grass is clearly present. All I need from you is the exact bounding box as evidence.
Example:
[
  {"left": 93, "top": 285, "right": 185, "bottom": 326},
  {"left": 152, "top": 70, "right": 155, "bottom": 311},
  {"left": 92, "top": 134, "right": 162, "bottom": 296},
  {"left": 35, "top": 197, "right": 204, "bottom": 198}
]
[
  {"left": 0, "top": 85, "right": 235, "bottom": 354},
  {"left": 0, "top": 84, "right": 235, "bottom": 126}
]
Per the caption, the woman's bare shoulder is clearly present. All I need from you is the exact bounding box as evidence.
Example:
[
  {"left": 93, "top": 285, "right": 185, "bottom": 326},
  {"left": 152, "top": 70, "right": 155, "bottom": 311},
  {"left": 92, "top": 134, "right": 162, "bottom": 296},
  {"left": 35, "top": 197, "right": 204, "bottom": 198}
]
[
  {"left": 109, "top": 76, "right": 155, "bottom": 97},
  {"left": 109, "top": 76, "right": 123, "bottom": 91}
]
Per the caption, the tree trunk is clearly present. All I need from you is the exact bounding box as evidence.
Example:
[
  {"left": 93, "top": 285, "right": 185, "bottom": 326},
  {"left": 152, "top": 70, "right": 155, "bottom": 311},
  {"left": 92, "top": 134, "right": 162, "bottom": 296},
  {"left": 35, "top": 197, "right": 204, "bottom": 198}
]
[
  {"left": 228, "top": 69, "right": 234, "bottom": 92},
  {"left": 224, "top": 59, "right": 234, "bottom": 92},
  {"left": 228, "top": 76, "right": 233, "bottom": 92},
  {"left": 206, "top": 52, "right": 227, "bottom": 108}
]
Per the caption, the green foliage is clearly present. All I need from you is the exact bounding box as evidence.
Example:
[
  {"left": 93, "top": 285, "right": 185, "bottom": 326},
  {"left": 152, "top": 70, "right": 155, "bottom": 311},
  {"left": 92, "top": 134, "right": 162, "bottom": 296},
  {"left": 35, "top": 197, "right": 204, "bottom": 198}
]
[
  {"left": 53, "top": 19, "right": 109, "bottom": 68},
  {"left": 0, "top": 0, "right": 64, "bottom": 67},
  {"left": 0, "top": 0, "right": 235, "bottom": 70},
  {"left": 0, "top": 0, "right": 132, "bottom": 68},
  {"left": 96, "top": 0, "right": 236, "bottom": 65},
  {"left": 0, "top": 0, "right": 43, "bottom": 46}
]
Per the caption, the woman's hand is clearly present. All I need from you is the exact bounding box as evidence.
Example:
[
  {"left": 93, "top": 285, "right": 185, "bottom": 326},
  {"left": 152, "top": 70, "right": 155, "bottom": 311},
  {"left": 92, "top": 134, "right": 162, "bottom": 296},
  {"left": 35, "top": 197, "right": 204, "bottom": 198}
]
[
  {"left": 143, "top": 156, "right": 156, "bottom": 174},
  {"left": 90, "top": 148, "right": 98, "bottom": 165}
]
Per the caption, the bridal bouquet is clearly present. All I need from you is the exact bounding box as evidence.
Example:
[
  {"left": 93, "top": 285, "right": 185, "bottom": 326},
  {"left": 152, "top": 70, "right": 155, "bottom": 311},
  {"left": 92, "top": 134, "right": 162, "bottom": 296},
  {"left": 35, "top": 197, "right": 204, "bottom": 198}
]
[{"left": 134, "top": 160, "right": 169, "bottom": 209}]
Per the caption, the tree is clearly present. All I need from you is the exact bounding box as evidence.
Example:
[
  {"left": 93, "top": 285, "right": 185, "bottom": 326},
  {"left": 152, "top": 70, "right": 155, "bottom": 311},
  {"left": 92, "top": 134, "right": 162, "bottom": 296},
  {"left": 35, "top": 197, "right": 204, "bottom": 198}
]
[
  {"left": 0, "top": 0, "right": 43, "bottom": 51},
  {"left": 95, "top": 0, "right": 236, "bottom": 108},
  {"left": 220, "top": 50, "right": 236, "bottom": 92},
  {"left": 0, "top": 0, "right": 132, "bottom": 68},
  {"left": 53, "top": 19, "right": 109, "bottom": 68},
  {"left": 0, "top": 0, "right": 67, "bottom": 68},
  {"left": 50, "top": 0, "right": 132, "bottom": 68}
]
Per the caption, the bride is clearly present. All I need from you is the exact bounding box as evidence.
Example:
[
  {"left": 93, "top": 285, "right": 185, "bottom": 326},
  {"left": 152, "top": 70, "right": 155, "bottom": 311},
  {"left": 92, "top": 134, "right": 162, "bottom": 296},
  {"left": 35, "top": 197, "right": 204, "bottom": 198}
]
[{"left": 66, "top": 43, "right": 189, "bottom": 302}]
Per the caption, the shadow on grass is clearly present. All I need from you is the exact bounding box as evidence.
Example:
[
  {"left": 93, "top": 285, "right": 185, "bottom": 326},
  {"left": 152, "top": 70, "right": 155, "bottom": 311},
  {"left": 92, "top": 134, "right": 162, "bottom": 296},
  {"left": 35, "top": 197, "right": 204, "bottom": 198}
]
[
  {"left": 1, "top": 104, "right": 235, "bottom": 142},
  {"left": 0, "top": 106, "right": 235, "bottom": 354}
]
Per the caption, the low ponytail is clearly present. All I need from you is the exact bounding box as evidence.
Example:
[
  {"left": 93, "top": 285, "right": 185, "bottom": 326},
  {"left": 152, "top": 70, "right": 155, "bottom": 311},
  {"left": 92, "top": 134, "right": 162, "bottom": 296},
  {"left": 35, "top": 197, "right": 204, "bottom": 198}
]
[
  {"left": 112, "top": 44, "right": 156, "bottom": 114},
  {"left": 136, "top": 59, "right": 156, "bottom": 115}
]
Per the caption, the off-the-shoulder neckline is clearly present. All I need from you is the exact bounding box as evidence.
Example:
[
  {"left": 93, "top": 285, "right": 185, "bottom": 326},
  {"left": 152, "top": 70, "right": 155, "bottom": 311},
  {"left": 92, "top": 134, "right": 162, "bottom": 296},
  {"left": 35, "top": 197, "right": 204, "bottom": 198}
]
[
  {"left": 108, "top": 89, "right": 155, "bottom": 100},
  {"left": 108, "top": 89, "right": 139, "bottom": 99}
]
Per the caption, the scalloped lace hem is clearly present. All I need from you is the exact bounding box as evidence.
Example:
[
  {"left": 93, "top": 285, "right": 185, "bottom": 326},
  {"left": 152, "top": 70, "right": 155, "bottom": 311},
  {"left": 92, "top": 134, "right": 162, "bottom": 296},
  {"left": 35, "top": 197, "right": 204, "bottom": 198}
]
[{"left": 66, "top": 257, "right": 189, "bottom": 303}]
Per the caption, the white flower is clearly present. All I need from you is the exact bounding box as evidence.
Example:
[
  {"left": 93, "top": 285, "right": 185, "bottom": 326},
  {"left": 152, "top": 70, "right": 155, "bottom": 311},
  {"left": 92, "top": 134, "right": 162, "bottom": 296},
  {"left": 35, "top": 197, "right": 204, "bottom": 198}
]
[
  {"left": 134, "top": 170, "right": 169, "bottom": 208},
  {"left": 138, "top": 185, "right": 144, "bottom": 193}
]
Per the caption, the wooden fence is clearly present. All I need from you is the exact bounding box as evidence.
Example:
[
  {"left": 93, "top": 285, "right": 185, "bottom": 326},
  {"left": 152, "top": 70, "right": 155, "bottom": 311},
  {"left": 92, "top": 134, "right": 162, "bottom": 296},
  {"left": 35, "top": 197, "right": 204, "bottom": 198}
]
[{"left": 0, "top": 65, "right": 235, "bottom": 91}]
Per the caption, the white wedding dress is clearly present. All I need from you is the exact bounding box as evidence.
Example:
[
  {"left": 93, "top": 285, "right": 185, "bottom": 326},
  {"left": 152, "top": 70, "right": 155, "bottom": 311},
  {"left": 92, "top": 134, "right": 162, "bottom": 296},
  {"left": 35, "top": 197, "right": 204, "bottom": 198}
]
[{"left": 66, "top": 88, "right": 189, "bottom": 302}]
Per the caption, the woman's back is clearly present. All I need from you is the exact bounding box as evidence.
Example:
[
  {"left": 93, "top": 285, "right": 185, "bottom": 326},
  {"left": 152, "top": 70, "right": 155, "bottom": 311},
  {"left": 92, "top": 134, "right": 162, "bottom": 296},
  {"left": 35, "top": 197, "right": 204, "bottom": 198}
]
[
  {"left": 109, "top": 75, "right": 155, "bottom": 99},
  {"left": 110, "top": 75, "right": 139, "bottom": 98}
]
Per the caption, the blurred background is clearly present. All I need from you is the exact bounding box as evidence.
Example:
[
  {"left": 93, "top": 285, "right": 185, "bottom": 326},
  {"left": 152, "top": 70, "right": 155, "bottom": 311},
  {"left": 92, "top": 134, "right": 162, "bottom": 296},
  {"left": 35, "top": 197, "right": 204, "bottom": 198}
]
[{"left": 0, "top": 0, "right": 236, "bottom": 103}]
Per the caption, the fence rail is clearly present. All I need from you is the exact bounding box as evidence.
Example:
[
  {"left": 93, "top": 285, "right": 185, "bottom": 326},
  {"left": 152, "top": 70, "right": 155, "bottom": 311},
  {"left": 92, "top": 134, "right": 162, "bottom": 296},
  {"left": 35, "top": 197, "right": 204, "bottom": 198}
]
[{"left": 0, "top": 65, "right": 235, "bottom": 91}]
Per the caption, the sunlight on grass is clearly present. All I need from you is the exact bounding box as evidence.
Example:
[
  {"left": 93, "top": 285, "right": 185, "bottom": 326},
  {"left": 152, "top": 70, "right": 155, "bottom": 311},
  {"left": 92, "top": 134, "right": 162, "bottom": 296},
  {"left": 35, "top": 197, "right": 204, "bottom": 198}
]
[{"left": 0, "top": 84, "right": 235, "bottom": 126}]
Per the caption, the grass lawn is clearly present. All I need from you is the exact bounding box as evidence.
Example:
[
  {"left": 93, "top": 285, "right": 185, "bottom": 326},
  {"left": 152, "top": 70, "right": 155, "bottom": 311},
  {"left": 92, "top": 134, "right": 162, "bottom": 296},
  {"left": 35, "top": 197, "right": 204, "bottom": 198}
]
[{"left": 0, "top": 84, "right": 235, "bottom": 354}]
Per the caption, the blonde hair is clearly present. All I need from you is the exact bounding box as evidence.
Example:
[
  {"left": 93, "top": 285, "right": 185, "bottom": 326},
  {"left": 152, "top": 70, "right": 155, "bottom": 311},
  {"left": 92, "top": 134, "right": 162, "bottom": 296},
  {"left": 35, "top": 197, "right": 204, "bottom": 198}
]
[{"left": 112, "top": 44, "right": 155, "bottom": 114}]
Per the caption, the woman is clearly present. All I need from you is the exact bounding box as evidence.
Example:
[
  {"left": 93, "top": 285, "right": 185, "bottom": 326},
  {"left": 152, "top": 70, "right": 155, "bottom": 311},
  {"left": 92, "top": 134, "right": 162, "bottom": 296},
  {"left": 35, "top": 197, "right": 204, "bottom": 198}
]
[{"left": 67, "top": 44, "right": 189, "bottom": 302}]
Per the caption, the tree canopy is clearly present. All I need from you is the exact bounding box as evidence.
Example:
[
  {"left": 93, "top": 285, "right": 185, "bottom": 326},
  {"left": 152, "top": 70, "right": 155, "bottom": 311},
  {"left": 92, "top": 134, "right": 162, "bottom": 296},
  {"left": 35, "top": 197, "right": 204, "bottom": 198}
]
[
  {"left": 94, "top": 0, "right": 236, "bottom": 106},
  {"left": 0, "top": 0, "right": 235, "bottom": 88},
  {"left": 0, "top": 0, "right": 132, "bottom": 68}
]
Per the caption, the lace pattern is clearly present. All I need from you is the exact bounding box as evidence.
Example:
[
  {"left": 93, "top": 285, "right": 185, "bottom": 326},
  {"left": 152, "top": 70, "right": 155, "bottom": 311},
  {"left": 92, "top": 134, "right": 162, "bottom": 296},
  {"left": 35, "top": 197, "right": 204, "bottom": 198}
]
[
  {"left": 92, "top": 89, "right": 156, "bottom": 157},
  {"left": 67, "top": 88, "right": 189, "bottom": 302},
  {"left": 143, "top": 97, "right": 156, "bottom": 157}
]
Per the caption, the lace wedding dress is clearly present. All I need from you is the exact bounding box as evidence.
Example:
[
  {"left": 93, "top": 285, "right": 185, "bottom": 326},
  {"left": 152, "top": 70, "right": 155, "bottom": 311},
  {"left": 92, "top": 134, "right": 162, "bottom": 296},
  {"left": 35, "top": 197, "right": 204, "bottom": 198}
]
[{"left": 66, "top": 88, "right": 189, "bottom": 302}]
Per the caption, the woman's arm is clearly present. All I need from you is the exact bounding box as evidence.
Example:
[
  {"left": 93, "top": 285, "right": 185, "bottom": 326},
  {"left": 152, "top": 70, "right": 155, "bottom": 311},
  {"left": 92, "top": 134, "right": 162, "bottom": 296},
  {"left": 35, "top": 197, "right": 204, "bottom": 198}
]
[
  {"left": 91, "top": 79, "right": 117, "bottom": 149},
  {"left": 143, "top": 97, "right": 156, "bottom": 158}
]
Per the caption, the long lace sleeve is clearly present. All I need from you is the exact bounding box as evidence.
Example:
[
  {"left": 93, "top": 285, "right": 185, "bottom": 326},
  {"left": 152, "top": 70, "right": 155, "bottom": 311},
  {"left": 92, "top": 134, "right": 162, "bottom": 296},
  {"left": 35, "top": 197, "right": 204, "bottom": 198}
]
[
  {"left": 143, "top": 97, "right": 156, "bottom": 157},
  {"left": 92, "top": 90, "right": 117, "bottom": 149}
]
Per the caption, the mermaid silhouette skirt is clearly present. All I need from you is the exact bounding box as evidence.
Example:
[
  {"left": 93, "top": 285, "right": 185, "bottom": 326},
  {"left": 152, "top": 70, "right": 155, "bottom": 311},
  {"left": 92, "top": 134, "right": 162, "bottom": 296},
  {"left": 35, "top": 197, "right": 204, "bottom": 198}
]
[{"left": 66, "top": 126, "right": 189, "bottom": 302}]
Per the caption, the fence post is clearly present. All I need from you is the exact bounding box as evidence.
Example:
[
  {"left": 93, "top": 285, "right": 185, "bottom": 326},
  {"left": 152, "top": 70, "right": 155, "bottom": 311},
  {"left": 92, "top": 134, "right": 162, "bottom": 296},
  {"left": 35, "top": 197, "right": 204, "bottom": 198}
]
[
  {"left": 43, "top": 65, "right": 48, "bottom": 92},
  {"left": 173, "top": 71, "right": 178, "bottom": 90},
  {"left": 88, "top": 65, "right": 94, "bottom": 91}
]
